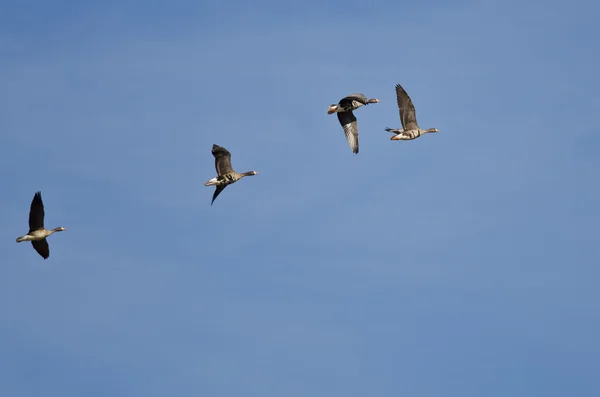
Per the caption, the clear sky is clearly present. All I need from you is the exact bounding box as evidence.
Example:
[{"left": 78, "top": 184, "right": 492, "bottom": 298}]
[{"left": 1, "top": 0, "right": 599, "bottom": 396}]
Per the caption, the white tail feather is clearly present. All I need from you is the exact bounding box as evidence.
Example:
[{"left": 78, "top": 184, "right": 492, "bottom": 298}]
[{"left": 204, "top": 177, "right": 218, "bottom": 186}]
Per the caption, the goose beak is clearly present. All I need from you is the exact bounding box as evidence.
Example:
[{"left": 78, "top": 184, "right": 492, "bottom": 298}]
[{"left": 327, "top": 105, "right": 337, "bottom": 114}]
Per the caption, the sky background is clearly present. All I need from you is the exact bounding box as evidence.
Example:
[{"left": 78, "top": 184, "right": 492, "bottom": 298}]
[{"left": 1, "top": 0, "right": 599, "bottom": 396}]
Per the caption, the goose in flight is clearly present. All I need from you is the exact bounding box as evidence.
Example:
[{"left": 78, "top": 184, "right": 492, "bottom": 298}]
[
  {"left": 385, "top": 83, "right": 439, "bottom": 140},
  {"left": 328, "top": 93, "right": 380, "bottom": 154},
  {"left": 16, "top": 191, "right": 66, "bottom": 259},
  {"left": 204, "top": 144, "right": 258, "bottom": 205}
]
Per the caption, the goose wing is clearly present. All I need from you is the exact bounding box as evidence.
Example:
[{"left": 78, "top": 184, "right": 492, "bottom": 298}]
[
  {"left": 395, "top": 84, "right": 419, "bottom": 130},
  {"left": 211, "top": 185, "right": 227, "bottom": 205},
  {"left": 28, "top": 191, "right": 45, "bottom": 233},
  {"left": 337, "top": 111, "right": 359, "bottom": 154},
  {"left": 212, "top": 144, "right": 234, "bottom": 176},
  {"left": 340, "top": 93, "right": 368, "bottom": 107},
  {"left": 31, "top": 239, "right": 50, "bottom": 259}
]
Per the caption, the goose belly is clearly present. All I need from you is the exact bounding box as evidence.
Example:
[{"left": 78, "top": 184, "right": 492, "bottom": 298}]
[
  {"left": 397, "top": 130, "right": 421, "bottom": 140},
  {"left": 206, "top": 174, "right": 238, "bottom": 187},
  {"left": 219, "top": 174, "right": 239, "bottom": 184},
  {"left": 31, "top": 229, "right": 51, "bottom": 239},
  {"left": 16, "top": 230, "right": 46, "bottom": 242}
]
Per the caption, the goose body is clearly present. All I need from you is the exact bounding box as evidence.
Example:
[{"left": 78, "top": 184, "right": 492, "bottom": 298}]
[
  {"left": 16, "top": 191, "right": 66, "bottom": 259},
  {"left": 204, "top": 144, "right": 258, "bottom": 205},
  {"left": 385, "top": 83, "right": 439, "bottom": 141},
  {"left": 328, "top": 93, "right": 380, "bottom": 154}
]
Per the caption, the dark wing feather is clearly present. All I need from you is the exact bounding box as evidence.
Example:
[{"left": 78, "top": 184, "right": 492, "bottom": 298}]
[
  {"left": 395, "top": 84, "right": 419, "bottom": 130},
  {"left": 337, "top": 111, "right": 359, "bottom": 154},
  {"left": 28, "top": 191, "right": 45, "bottom": 232},
  {"left": 211, "top": 185, "right": 227, "bottom": 205},
  {"left": 211, "top": 144, "right": 234, "bottom": 176},
  {"left": 340, "top": 93, "right": 368, "bottom": 106},
  {"left": 31, "top": 239, "right": 50, "bottom": 259}
]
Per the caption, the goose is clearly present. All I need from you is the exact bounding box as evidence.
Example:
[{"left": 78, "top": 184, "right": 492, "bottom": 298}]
[
  {"left": 204, "top": 144, "right": 258, "bottom": 205},
  {"left": 16, "top": 191, "right": 66, "bottom": 259},
  {"left": 385, "top": 83, "right": 440, "bottom": 140},
  {"left": 328, "top": 93, "right": 380, "bottom": 154}
]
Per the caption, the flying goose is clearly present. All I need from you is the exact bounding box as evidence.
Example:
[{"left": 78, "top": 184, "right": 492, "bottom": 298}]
[
  {"left": 328, "top": 93, "right": 380, "bottom": 154},
  {"left": 385, "top": 83, "right": 440, "bottom": 140},
  {"left": 16, "top": 191, "right": 66, "bottom": 259},
  {"left": 204, "top": 144, "right": 258, "bottom": 205}
]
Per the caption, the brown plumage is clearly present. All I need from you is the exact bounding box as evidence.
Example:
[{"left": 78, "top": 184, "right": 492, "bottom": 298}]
[
  {"left": 16, "top": 191, "right": 66, "bottom": 259},
  {"left": 204, "top": 144, "right": 259, "bottom": 205},
  {"left": 327, "top": 93, "right": 380, "bottom": 154},
  {"left": 385, "top": 83, "right": 440, "bottom": 140}
]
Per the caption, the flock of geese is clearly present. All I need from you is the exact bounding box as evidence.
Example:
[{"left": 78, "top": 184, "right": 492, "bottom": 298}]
[
  {"left": 328, "top": 83, "right": 440, "bottom": 153},
  {"left": 15, "top": 82, "right": 440, "bottom": 260}
]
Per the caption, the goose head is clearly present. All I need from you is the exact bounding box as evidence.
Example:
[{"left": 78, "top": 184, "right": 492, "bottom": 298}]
[
  {"left": 53, "top": 227, "right": 67, "bottom": 232},
  {"left": 243, "top": 171, "right": 259, "bottom": 177},
  {"left": 367, "top": 98, "right": 380, "bottom": 104},
  {"left": 427, "top": 128, "right": 440, "bottom": 133}
]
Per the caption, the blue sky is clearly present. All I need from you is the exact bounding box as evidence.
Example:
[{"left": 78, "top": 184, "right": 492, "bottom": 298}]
[{"left": 1, "top": 0, "right": 599, "bottom": 396}]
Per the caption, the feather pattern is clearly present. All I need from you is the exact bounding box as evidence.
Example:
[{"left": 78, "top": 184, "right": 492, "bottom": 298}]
[
  {"left": 329, "top": 93, "right": 379, "bottom": 154},
  {"left": 212, "top": 144, "right": 234, "bottom": 176},
  {"left": 206, "top": 144, "right": 258, "bottom": 205},
  {"left": 337, "top": 111, "right": 359, "bottom": 154},
  {"left": 16, "top": 191, "right": 66, "bottom": 260},
  {"left": 340, "top": 94, "right": 369, "bottom": 108},
  {"left": 395, "top": 83, "right": 419, "bottom": 131}
]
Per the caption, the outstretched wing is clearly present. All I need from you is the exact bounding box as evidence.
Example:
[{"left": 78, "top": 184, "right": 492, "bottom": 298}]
[
  {"left": 211, "top": 144, "right": 234, "bottom": 176},
  {"left": 29, "top": 191, "right": 45, "bottom": 232},
  {"left": 211, "top": 185, "right": 227, "bottom": 205},
  {"left": 337, "top": 111, "right": 359, "bottom": 154},
  {"left": 31, "top": 239, "right": 50, "bottom": 259},
  {"left": 395, "top": 83, "right": 419, "bottom": 130}
]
